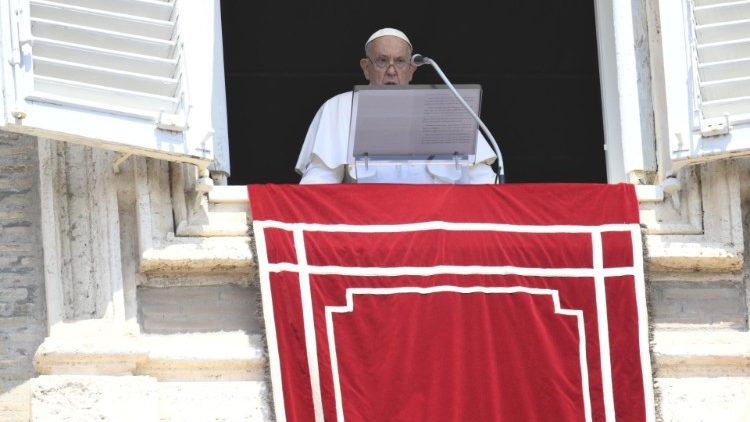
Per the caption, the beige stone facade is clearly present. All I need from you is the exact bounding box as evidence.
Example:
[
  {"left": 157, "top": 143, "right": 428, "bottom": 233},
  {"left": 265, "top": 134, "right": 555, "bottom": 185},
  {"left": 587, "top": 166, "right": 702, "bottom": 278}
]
[
  {"left": 1, "top": 136, "right": 268, "bottom": 421},
  {"left": 2, "top": 0, "right": 750, "bottom": 418},
  {"left": 1, "top": 132, "right": 750, "bottom": 420}
]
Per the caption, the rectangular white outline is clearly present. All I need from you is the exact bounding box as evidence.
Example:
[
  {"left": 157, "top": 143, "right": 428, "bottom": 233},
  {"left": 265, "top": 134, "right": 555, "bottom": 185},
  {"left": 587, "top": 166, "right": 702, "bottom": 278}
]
[
  {"left": 252, "top": 220, "right": 655, "bottom": 422},
  {"left": 325, "top": 286, "right": 591, "bottom": 422}
]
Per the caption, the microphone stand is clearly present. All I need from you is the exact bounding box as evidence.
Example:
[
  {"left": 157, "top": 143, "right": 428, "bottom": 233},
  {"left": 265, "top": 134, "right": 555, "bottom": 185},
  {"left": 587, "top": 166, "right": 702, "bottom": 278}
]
[{"left": 413, "top": 54, "right": 505, "bottom": 183}]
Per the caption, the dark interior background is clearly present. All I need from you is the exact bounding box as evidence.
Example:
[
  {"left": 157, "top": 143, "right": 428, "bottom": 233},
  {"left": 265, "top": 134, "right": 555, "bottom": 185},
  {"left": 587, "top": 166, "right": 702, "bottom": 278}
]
[{"left": 220, "top": 2, "right": 606, "bottom": 184}]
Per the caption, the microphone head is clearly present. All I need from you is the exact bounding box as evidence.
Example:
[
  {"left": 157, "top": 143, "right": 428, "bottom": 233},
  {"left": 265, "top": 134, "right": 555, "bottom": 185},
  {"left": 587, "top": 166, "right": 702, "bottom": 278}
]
[{"left": 411, "top": 54, "right": 428, "bottom": 66}]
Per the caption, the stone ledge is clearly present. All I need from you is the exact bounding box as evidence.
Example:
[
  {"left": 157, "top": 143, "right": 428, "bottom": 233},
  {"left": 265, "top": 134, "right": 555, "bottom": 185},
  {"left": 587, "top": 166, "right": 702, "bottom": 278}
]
[
  {"left": 136, "top": 332, "right": 266, "bottom": 381},
  {"left": 34, "top": 335, "right": 148, "bottom": 376},
  {"left": 653, "top": 329, "right": 750, "bottom": 376},
  {"left": 28, "top": 376, "right": 271, "bottom": 422},
  {"left": 208, "top": 185, "right": 249, "bottom": 204},
  {"left": 218, "top": 184, "right": 665, "bottom": 204},
  {"left": 34, "top": 331, "right": 266, "bottom": 382},
  {"left": 175, "top": 222, "right": 249, "bottom": 237},
  {"left": 31, "top": 375, "right": 158, "bottom": 421},
  {"left": 0, "top": 381, "right": 30, "bottom": 422},
  {"left": 646, "top": 239, "right": 743, "bottom": 272},
  {"left": 140, "top": 236, "right": 253, "bottom": 275},
  {"left": 656, "top": 377, "right": 750, "bottom": 421},
  {"left": 156, "top": 381, "right": 269, "bottom": 421},
  {"left": 141, "top": 272, "right": 254, "bottom": 288}
]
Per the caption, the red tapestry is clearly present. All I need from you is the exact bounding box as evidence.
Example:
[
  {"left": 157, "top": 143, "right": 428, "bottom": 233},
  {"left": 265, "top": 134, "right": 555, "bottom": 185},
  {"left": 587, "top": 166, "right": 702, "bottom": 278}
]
[{"left": 248, "top": 184, "right": 654, "bottom": 422}]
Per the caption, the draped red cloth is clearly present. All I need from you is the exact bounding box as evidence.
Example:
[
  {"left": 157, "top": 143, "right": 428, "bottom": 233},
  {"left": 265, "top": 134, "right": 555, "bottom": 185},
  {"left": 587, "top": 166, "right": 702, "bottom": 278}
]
[{"left": 248, "top": 184, "right": 654, "bottom": 422}]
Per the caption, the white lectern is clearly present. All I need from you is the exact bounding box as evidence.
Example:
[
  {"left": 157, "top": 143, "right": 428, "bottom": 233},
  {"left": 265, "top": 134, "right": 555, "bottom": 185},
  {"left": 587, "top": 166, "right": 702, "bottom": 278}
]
[{"left": 347, "top": 85, "right": 483, "bottom": 182}]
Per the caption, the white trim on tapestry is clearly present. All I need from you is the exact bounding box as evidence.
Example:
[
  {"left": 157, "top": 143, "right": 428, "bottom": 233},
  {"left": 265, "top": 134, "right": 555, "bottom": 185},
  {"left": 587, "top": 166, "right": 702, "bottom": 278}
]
[
  {"left": 256, "top": 220, "right": 638, "bottom": 234},
  {"left": 294, "top": 229, "right": 325, "bottom": 422},
  {"left": 325, "top": 286, "right": 592, "bottom": 422},
  {"left": 592, "top": 230, "right": 616, "bottom": 422},
  {"left": 265, "top": 263, "right": 637, "bottom": 278},
  {"left": 252, "top": 221, "right": 287, "bottom": 422},
  {"left": 631, "top": 227, "right": 656, "bottom": 422},
  {"left": 255, "top": 219, "right": 649, "bottom": 421}
]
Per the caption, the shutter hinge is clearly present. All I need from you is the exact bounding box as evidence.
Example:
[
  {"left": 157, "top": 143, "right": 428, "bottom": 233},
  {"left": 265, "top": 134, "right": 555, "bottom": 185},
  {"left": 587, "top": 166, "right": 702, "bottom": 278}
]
[
  {"left": 156, "top": 109, "right": 187, "bottom": 132},
  {"left": 700, "top": 114, "right": 730, "bottom": 137},
  {"left": 8, "top": 1, "right": 32, "bottom": 66}
]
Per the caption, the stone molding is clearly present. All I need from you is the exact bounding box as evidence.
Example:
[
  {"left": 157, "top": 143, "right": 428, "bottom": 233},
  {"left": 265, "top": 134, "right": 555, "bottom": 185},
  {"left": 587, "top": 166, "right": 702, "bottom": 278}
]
[
  {"left": 653, "top": 329, "right": 750, "bottom": 377},
  {"left": 34, "top": 324, "right": 265, "bottom": 381},
  {"left": 641, "top": 160, "right": 744, "bottom": 272}
]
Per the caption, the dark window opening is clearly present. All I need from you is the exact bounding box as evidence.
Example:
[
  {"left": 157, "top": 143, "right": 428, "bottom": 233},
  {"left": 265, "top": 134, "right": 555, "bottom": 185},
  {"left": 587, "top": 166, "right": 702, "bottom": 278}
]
[{"left": 220, "top": 2, "right": 606, "bottom": 184}]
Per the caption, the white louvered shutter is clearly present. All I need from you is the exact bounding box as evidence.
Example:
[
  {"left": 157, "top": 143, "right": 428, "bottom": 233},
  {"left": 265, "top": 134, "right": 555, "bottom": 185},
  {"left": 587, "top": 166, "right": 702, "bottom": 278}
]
[
  {"left": 695, "top": 0, "right": 750, "bottom": 127},
  {"left": 0, "top": 0, "right": 228, "bottom": 173},
  {"left": 667, "top": 0, "right": 750, "bottom": 167}
]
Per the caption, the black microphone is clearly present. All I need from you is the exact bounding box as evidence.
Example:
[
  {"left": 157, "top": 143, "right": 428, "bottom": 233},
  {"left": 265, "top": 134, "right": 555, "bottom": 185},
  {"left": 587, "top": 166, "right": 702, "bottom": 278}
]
[{"left": 411, "top": 54, "right": 430, "bottom": 67}]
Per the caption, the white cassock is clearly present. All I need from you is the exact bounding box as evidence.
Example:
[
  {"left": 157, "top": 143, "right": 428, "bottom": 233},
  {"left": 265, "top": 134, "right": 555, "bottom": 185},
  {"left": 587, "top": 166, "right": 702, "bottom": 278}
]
[{"left": 295, "top": 92, "right": 497, "bottom": 184}]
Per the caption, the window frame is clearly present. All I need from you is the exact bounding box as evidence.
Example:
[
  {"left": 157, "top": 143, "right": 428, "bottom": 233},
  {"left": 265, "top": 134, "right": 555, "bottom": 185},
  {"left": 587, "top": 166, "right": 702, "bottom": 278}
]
[{"left": 595, "top": 0, "right": 658, "bottom": 183}]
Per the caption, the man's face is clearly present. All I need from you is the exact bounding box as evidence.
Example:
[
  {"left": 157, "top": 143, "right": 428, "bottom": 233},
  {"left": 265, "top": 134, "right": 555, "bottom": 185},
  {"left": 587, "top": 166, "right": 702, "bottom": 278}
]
[{"left": 359, "top": 36, "right": 416, "bottom": 86}]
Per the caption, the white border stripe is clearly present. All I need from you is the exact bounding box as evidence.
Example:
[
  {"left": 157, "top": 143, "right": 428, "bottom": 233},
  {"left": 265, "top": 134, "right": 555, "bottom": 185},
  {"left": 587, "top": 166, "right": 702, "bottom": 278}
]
[
  {"left": 325, "top": 305, "right": 345, "bottom": 422},
  {"left": 592, "top": 231, "right": 616, "bottom": 422},
  {"left": 252, "top": 221, "right": 287, "bottom": 422},
  {"left": 265, "top": 263, "right": 636, "bottom": 278},
  {"left": 255, "top": 219, "right": 650, "bottom": 420},
  {"left": 255, "top": 220, "right": 637, "bottom": 234},
  {"left": 631, "top": 227, "right": 656, "bottom": 422},
  {"left": 294, "top": 229, "right": 325, "bottom": 422},
  {"left": 325, "top": 286, "right": 593, "bottom": 422}
]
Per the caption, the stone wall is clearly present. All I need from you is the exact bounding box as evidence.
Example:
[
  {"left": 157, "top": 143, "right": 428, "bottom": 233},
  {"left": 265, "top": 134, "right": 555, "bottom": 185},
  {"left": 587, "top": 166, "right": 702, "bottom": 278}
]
[
  {"left": 138, "top": 285, "right": 260, "bottom": 334},
  {"left": 2, "top": 129, "right": 750, "bottom": 421},
  {"left": 0, "top": 132, "right": 47, "bottom": 421}
]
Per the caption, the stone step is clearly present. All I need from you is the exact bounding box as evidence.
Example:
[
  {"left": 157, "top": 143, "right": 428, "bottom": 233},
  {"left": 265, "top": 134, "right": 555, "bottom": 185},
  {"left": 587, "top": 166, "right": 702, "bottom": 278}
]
[
  {"left": 139, "top": 186, "right": 254, "bottom": 281},
  {"left": 179, "top": 185, "right": 250, "bottom": 237},
  {"left": 137, "top": 332, "right": 266, "bottom": 381},
  {"left": 653, "top": 328, "right": 750, "bottom": 376},
  {"left": 657, "top": 376, "right": 750, "bottom": 421},
  {"left": 34, "top": 324, "right": 266, "bottom": 382},
  {"left": 172, "top": 185, "right": 250, "bottom": 238},
  {"left": 0, "top": 381, "right": 30, "bottom": 422},
  {"left": 156, "top": 380, "right": 269, "bottom": 421},
  {"left": 29, "top": 376, "right": 270, "bottom": 421}
]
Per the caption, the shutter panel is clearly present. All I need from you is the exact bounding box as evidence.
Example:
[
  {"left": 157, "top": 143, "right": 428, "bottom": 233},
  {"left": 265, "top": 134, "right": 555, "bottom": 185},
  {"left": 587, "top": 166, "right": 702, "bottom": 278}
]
[
  {"left": 665, "top": 0, "right": 750, "bottom": 167},
  {"left": 28, "top": 0, "right": 185, "bottom": 120},
  {"left": 694, "top": 0, "right": 750, "bottom": 123},
  {"left": 0, "top": 0, "right": 229, "bottom": 174}
]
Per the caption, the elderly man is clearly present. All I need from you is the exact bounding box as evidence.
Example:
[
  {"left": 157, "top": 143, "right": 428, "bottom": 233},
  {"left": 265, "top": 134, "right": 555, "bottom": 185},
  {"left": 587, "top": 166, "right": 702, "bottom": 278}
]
[{"left": 295, "top": 28, "right": 496, "bottom": 184}]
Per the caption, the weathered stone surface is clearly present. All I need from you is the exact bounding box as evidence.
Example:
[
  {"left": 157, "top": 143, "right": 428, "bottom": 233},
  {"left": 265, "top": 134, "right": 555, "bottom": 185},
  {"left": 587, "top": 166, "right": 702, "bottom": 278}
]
[
  {"left": 653, "top": 329, "right": 750, "bottom": 377},
  {"left": 657, "top": 377, "right": 750, "bottom": 422},
  {"left": 31, "top": 375, "right": 159, "bottom": 422},
  {"left": 8, "top": 126, "right": 750, "bottom": 421},
  {"left": 137, "top": 332, "right": 266, "bottom": 381},
  {"left": 34, "top": 331, "right": 148, "bottom": 376},
  {"left": 157, "top": 381, "right": 270, "bottom": 421},
  {"left": 0, "top": 133, "right": 47, "bottom": 422},
  {"left": 139, "top": 237, "right": 253, "bottom": 277},
  {"left": 39, "top": 142, "right": 125, "bottom": 321},
  {"left": 0, "top": 381, "right": 31, "bottom": 422}
]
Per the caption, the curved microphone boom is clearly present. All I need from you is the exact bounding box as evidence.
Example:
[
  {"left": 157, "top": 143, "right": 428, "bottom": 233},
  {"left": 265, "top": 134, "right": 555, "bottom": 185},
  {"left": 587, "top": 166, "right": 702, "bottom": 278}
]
[{"left": 411, "top": 54, "right": 505, "bottom": 183}]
